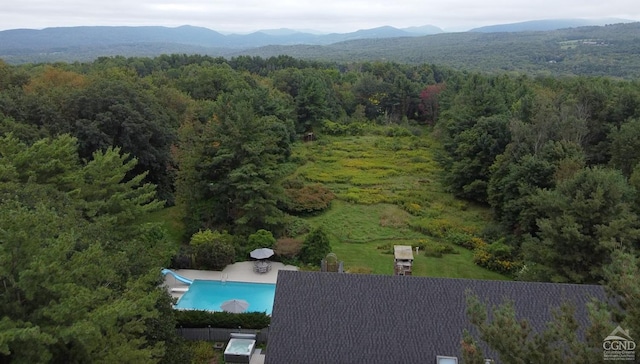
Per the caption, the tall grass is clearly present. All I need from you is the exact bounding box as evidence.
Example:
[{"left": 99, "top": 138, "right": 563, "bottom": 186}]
[{"left": 291, "top": 130, "right": 507, "bottom": 280}]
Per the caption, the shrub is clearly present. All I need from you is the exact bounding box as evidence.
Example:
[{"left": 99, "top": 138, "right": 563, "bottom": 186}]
[
  {"left": 409, "top": 218, "right": 456, "bottom": 237},
  {"left": 339, "top": 187, "right": 388, "bottom": 204},
  {"left": 414, "top": 239, "right": 457, "bottom": 258},
  {"left": 472, "top": 239, "right": 522, "bottom": 275},
  {"left": 480, "top": 223, "right": 505, "bottom": 242},
  {"left": 401, "top": 202, "right": 423, "bottom": 216},
  {"left": 282, "top": 181, "right": 336, "bottom": 214},
  {"left": 347, "top": 122, "right": 368, "bottom": 135},
  {"left": 299, "top": 227, "right": 331, "bottom": 266},
  {"left": 321, "top": 119, "right": 348, "bottom": 135},
  {"left": 247, "top": 229, "right": 276, "bottom": 250},
  {"left": 187, "top": 341, "right": 213, "bottom": 364},
  {"left": 190, "top": 230, "right": 236, "bottom": 271},
  {"left": 274, "top": 237, "right": 303, "bottom": 258},
  {"left": 444, "top": 231, "right": 477, "bottom": 250},
  {"left": 175, "top": 310, "right": 270, "bottom": 329},
  {"left": 170, "top": 245, "right": 194, "bottom": 269},
  {"left": 486, "top": 239, "right": 514, "bottom": 260}
]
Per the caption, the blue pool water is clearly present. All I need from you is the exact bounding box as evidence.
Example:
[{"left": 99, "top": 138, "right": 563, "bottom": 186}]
[{"left": 174, "top": 280, "right": 276, "bottom": 315}]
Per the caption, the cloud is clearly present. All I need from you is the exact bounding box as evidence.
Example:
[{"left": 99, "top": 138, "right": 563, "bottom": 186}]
[{"left": 1, "top": 0, "right": 638, "bottom": 32}]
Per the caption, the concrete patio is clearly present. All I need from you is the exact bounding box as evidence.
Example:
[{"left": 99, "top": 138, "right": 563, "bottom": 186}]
[{"left": 163, "top": 261, "right": 298, "bottom": 300}]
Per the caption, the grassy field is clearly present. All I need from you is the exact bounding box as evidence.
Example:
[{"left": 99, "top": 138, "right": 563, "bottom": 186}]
[
  {"left": 292, "top": 132, "right": 507, "bottom": 280},
  {"left": 306, "top": 197, "right": 506, "bottom": 280}
]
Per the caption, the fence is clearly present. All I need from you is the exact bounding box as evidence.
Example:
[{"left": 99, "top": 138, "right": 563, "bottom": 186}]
[{"left": 177, "top": 327, "right": 269, "bottom": 344}]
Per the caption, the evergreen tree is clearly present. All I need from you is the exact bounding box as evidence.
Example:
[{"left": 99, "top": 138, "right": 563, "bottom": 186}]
[
  {"left": 609, "top": 118, "right": 640, "bottom": 177},
  {"left": 521, "top": 167, "right": 640, "bottom": 283},
  {"left": 299, "top": 228, "right": 331, "bottom": 266},
  {"left": 176, "top": 88, "right": 295, "bottom": 236},
  {"left": 0, "top": 134, "right": 182, "bottom": 362},
  {"left": 462, "top": 292, "right": 610, "bottom": 364},
  {"left": 442, "top": 115, "right": 511, "bottom": 203}
]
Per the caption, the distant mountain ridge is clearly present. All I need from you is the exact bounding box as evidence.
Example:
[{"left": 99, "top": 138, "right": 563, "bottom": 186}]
[
  {"left": 470, "top": 18, "right": 634, "bottom": 32},
  {"left": 1, "top": 18, "right": 635, "bottom": 57},
  {"left": 0, "top": 24, "right": 440, "bottom": 54},
  {"left": 0, "top": 26, "right": 226, "bottom": 51},
  {"left": 1, "top": 19, "right": 639, "bottom": 78}
]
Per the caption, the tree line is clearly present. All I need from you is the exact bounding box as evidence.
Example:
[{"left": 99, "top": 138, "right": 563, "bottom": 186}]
[
  {"left": 436, "top": 72, "right": 640, "bottom": 284},
  {"left": 434, "top": 70, "right": 640, "bottom": 362}
]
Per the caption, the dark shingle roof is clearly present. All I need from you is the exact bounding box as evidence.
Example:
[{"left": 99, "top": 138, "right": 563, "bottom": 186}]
[{"left": 265, "top": 271, "right": 605, "bottom": 364}]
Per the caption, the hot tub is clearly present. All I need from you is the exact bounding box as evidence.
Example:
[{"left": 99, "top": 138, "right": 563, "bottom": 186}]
[{"left": 224, "top": 337, "right": 256, "bottom": 363}]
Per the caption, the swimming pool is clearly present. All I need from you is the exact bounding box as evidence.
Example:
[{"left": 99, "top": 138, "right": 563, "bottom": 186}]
[{"left": 174, "top": 280, "right": 276, "bottom": 315}]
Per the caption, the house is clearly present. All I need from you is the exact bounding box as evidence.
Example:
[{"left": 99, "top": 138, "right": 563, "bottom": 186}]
[{"left": 265, "top": 271, "right": 606, "bottom": 364}]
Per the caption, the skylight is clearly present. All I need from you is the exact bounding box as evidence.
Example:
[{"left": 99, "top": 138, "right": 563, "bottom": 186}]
[{"left": 436, "top": 355, "right": 458, "bottom": 364}]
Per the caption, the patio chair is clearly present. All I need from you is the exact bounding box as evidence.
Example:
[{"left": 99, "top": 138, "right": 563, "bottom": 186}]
[{"left": 253, "top": 260, "right": 270, "bottom": 274}]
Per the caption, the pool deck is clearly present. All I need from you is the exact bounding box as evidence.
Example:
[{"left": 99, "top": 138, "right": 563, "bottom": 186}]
[{"left": 163, "top": 261, "right": 298, "bottom": 300}]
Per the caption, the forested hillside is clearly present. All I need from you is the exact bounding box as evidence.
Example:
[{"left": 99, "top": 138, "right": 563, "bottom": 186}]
[
  {"left": 237, "top": 22, "right": 640, "bottom": 79},
  {"left": 2, "top": 22, "right": 640, "bottom": 79},
  {"left": 1, "top": 54, "right": 639, "bottom": 361}
]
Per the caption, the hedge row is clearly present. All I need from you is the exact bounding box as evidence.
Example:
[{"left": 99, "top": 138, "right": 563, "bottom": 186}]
[{"left": 175, "top": 310, "right": 270, "bottom": 329}]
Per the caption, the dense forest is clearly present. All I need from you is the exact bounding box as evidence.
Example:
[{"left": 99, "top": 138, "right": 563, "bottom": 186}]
[
  {"left": 1, "top": 54, "right": 639, "bottom": 361},
  {"left": 238, "top": 22, "right": 640, "bottom": 79}
]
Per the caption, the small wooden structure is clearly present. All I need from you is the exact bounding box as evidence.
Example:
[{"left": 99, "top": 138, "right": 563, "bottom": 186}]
[
  {"left": 321, "top": 253, "right": 344, "bottom": 273},
  {"left": 393, "top": 245, "right": 414, "bottom": 276}
]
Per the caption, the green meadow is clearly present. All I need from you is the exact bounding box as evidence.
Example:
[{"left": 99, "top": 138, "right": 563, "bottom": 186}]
[{"left": 294, "top": 133, "right": 506, "bottom": 280}]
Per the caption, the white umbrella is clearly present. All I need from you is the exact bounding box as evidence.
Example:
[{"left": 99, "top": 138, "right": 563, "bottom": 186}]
[
  {"left": 250, "top": 248, "right": 274, "bottom": 260},
  {"left": 220, "top": 299, "right": 249, "bottom": 313}
]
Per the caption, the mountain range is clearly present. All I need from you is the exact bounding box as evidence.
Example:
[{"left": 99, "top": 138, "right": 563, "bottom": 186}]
[
  {"left": 0, "top": 18, "right": 637, "bottom": 69},
  {"left": 1, "top": 18, "right": 633, "bottom": 52},
  {"left": 0, "top": 24, "right": 441, "bottom": 53}
]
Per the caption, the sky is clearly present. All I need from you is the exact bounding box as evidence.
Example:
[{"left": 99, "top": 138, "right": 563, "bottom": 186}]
[{"left": 1, "top": 0, "right": 638, "bottom": 33}]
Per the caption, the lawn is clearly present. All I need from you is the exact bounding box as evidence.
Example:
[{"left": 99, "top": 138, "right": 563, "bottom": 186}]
[
  {"left": 142, "top": 205, "right": 186, "bottom": 244},
  {"left": 307, "top": 200, "right": 507, "bottom": 280}
]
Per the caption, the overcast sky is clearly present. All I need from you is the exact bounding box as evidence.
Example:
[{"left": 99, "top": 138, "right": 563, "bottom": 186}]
[{"left": 1, "top": 0, "right": 638, "bottom": 33}]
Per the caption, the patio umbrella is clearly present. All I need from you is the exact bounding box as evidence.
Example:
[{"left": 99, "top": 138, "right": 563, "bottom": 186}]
[
  {"left": 250, "top": 248, "right": 274, "bottom": 260},
  {"left": 220, "top": 299, "right": 249, "bottom": 313}
]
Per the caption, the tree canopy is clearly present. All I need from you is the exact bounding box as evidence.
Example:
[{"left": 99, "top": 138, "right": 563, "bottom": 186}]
[{"left": 0, "top": 134, "right": 181, "bottom": 363}]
